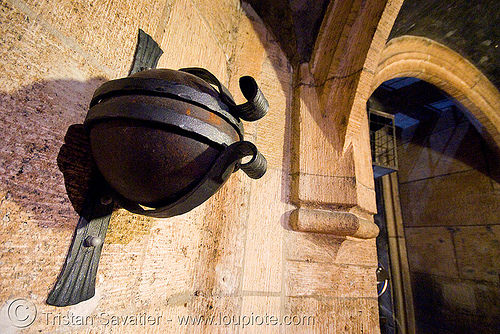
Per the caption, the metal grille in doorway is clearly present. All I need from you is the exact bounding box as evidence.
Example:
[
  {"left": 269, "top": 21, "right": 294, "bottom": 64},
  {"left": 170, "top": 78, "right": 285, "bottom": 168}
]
[{"left": 369, "top": 109, "right": 398, "bottom": 178}]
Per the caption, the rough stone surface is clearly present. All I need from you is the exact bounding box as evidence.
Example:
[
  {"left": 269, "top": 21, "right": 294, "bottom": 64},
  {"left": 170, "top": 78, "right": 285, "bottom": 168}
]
[
  {"left": 390, "top": 0, "right": 500, "bottom": 90},
  {"left": 0, "top": 0, "right": 397, "bottom": 332},
  {"left": 397, "top": 100, "right": 500, "bottom": 332}
]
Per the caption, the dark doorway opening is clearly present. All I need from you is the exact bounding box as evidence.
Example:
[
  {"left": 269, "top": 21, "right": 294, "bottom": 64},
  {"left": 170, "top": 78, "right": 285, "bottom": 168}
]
[{"left": 371, "top": 77, "right": 500, "bottom": 334}]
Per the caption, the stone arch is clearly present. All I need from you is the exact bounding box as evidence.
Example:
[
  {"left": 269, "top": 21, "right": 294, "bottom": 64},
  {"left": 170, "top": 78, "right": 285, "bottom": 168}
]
[{"left": 372, "top": 35, "right": 500, "bottom": 149}]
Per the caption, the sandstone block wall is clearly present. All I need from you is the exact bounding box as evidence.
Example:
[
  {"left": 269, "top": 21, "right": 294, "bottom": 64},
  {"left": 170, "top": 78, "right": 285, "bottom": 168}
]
[
  {"left": 398, "top": 105, "right": 500, "bottom": 332},
  {"left": 0, "top": 0, "right": 386, "bottom": 333}
]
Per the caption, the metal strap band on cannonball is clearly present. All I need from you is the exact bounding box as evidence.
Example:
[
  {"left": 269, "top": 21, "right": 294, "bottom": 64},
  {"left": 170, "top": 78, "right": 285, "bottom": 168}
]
[
  {"left": 89, "top": 77, "right": 244, "bottom": 136},
  {"left": 85, "top": 100, "right": 237, "bottom": 147}
]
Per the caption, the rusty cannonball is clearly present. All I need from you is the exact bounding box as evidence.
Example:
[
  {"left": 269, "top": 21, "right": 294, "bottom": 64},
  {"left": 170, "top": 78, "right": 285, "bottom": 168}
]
[
  {"left": 84, "top": 68, "right": 268, "bottom": 217},
  {"left": 89, "top": 119, "right": 223, "bottom": 206}
]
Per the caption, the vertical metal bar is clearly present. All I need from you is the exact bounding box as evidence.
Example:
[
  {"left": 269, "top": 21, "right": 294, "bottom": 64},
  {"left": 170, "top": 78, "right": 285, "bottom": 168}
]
[{"left": 382, "top": 172, "right": 416, "bottom": 333}]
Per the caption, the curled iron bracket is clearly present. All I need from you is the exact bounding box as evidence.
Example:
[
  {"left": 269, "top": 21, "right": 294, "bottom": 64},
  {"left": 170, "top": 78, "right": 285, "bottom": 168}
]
[{"left": 180, "top": 67, "right": 269, "bottom": 121}]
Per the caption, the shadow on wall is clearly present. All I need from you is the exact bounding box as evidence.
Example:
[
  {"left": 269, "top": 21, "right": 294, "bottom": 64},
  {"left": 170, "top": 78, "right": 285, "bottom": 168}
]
[
  {"left": 241, "top": 0, "right": 330, "bottom": 64},
  {"left": 240, "top": 3, "right": 295, "bottom": 209},
  {"left": 393, "top": 91, "right": 500, "bottom": 333},
  {"left": 371, "top": 77, "right": 500, "bottom": 185},
  {"left": 243, "top": 0, "right": 389, "bottom": 153},
  {"left": 0, "top": 78, "right": 106, "bottom": 229},
  {"left": 411, "top": 272, "right": 500, "bottom": 334},
  {"left": 396, "top": 104, "right": 500, "bottom": 186}
]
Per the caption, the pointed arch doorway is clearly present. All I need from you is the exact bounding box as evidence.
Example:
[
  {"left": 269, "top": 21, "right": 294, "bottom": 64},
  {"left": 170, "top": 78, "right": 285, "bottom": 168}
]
[{"left": 370, "top": 36, "right": 500, "bottom": 333}]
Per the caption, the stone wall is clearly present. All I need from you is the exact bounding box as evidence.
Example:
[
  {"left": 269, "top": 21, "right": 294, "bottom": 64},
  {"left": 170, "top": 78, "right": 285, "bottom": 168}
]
[
  {"left": 389, "top": 0, "right": 500, "bottom": 90},
  {"left": 0, "top": 0, "right": 397, "bottom": 332},
  {"left": 398, "top": 104, "right": 500, "bottom": 332}
]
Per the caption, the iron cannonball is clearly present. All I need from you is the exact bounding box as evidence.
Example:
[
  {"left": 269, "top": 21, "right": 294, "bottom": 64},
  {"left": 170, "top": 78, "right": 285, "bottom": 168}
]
[
  {"left": 84, "top": 68, "right": 268, "bottom": 217},
  {"left": 46, "top": 34, "right": 269, "bottom": 309}
]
